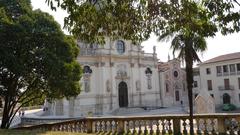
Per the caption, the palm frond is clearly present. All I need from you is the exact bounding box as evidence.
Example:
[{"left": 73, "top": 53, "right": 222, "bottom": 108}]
[{"left": 157, "top": 31, "right": 175, "bottom": 42}]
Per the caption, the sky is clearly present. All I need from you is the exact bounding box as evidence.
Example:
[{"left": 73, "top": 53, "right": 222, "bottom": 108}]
[{"left": 31, "top": 0, "right": 240, "bottom": 63}]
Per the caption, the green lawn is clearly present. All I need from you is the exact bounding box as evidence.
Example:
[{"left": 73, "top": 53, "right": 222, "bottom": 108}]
[{"left": 0, "top": 130, "right": 95, "bottom": 135}]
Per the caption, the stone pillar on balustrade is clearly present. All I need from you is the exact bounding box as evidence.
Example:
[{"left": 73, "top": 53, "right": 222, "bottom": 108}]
[{"left": 195, "top": 89, "right": 215, "bottom": 114}]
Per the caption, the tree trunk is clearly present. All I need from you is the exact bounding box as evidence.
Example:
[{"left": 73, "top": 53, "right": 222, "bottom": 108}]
[
  {"left": 185, "top": 44, "right": 194, "bottom": 135},
  {"left": 1, "top": 96, "right": 11, "bottom": 129}
]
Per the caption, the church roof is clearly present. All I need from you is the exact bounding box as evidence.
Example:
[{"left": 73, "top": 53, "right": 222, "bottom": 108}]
[{"left": 200, "top": 52, "right": 240, "bottom": 65}]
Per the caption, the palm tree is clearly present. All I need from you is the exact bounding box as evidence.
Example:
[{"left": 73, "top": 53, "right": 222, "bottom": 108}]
[{"left": 159, "top": 33, "right": 207, "bottom": 134}]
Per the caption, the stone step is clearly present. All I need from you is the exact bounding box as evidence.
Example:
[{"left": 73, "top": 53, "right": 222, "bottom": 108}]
[{"left": 110, "top": 107, "right": 147, "bottom": 115}]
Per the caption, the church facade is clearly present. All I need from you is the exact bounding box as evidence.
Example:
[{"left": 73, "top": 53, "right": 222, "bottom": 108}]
[{"left": 46, "top": 38, "right": 187, "bottom": 117}]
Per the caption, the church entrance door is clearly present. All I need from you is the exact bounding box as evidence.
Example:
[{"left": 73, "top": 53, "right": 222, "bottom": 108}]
[{"left": 118, "top": 81, "right": 128, "bottom": 107}]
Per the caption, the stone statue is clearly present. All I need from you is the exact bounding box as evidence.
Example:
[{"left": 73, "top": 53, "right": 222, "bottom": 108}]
[
  {"left": 153, "top": 46, "right": 156, "bottom": 54},
  {"left": 106, "top": 80, "right": 111, "bottom": 92},
  {"left": 136, "top": 80, "right": 141, "bottom": 91}
]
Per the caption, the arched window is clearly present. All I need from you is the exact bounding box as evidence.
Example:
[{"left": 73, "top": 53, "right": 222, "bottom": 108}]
[
  {"left": 116, "top": 40, "right": 125, "bottom": 54},
  {"left": 223, "top": 93, "right": 231, "bottom": 104},
  {"left": 83, "top": 66, "right": 92, "bottom": 74}
]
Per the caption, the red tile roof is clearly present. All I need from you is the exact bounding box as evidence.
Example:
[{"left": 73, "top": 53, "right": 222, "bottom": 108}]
[{"left": 201, "top": 52, "right": 240, "bottom": 65}]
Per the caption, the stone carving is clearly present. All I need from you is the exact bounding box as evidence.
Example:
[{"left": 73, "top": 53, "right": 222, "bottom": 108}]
[
  {"left": 110, "top": 62, "right": 114, "bottom": 67},
  {"left": 136, "top": 80, "right": 141, "bottom": 91},
  {"left": 195, "top": 89, "right": 215, "bottom": 114},
  {"left": 116, "top": 64, "right": 127, "bottom": 78},
  {"left": 147, "top": 76, "right": 152, "bottom": 89},
  {"left": 174, "top": 82, "right": 181, "bottom": 89}
]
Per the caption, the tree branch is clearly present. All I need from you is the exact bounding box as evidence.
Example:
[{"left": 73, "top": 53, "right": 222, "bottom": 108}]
[
  {"left": 233, "top": 0, "right": 240, "bottom": 6},
  {"left": 8, "top": 95, "right": 43, "bottom": 126}
]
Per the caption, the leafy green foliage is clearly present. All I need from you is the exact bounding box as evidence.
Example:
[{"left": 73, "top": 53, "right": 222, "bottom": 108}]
[
  {"left": 46, "top": 0, "right": 240, "bottom": 44},
  {"left": 222, "top": 104, "right": 237, "bottom": 111},
  {"left": 46, "top": 0, "right": 151, "bottom": 44},
  {"left": 0, "top": 0, "right": 81, "bottom": 128}
]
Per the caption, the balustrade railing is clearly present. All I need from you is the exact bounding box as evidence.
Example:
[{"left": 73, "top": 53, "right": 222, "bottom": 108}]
[
  {"left": 218, "top": 85, "right": 234, "bottom": 90},
  {"left": 15, "top": 113, "right": 240, "bottom": 135}
]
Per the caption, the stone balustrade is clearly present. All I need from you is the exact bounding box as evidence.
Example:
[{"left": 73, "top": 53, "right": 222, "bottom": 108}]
[
  {"left": 15, "top": 113, "right": 240, "bottom": 135},
  {"left": 218, "top": 85, "right": 235, "bottom": 90}
]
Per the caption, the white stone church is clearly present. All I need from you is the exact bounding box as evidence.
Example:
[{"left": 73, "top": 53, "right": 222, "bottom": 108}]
[{"left": 45, "top": 38, "right": 188, "bottom": 117}]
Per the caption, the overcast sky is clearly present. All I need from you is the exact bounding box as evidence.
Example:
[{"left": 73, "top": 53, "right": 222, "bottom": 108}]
[{"left": 31, "top": 0, "right": 240, "bottom": 63}]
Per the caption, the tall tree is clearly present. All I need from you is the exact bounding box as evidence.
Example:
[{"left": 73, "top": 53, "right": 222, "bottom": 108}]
[
  {"left": 0, "top": 0, "right": 82, "bottom": 128},
  {"left": 153, "top": 1, "right": 217, "bottom": 134},
  {"left": 160, "top": 33, "right": 207, "bottom": 134}
]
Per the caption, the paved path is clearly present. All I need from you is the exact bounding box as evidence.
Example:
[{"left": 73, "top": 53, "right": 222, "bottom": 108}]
[
  {"left": 107, "top": 106, "right": 187, "bottom": 116},
  {"left": 0, "top": 109, "right": 43, "bottom": 128},
  {"left": 0, "top": 106, "right": 187, "bottom": 128}
]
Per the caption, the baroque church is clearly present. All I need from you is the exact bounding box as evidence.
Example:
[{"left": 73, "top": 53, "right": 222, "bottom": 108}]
[{"left": 45, "top": 38, "right": 187, "bottom": 117}]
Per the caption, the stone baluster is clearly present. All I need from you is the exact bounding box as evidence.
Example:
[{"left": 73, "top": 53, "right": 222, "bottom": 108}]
[
  {"left": 168, "top": 119, "right": 173, "bottom": 134},
  {"left": 97, "top": 121, "right": 101, "bottom": 132},
  {"left": 126, "top": 121, "right": 130, "bottom": 134},
  {"left": 78, "top": 122, "right": 82, "bottom": 132},
  {"left": 117, "top": 119, "right": 125, "bottom": 135},
  {"left": 236, "top": 116, "right": 240, "bottom": 135},
  {"left": 75, "top": 122, "right": 79, "bottom": 132},
  {"left": 67, "top": 123, "right": 71, "bottom": 132},
  {"left": 104, "top": 121, "right": 108, "bottom": 132},
  {"left": 112, "top": 121, "right": 117, "bottom": 134},
  {"left": 229, "top": 118, "right": 235, "bottom": 135},
  {"left": 203, "top": 119, "right": 208, "bottom": 135},
  {"left": 109, "top": 121, "right": 113, "bottom": 133},
  {"left": 196, "top": 119, "right": 201, "bottom": 135},
  {"left": 58, "top": 125, "right": 62, "bottom": 131},
  {"left": 162, "top": 119, "right": 166, "bottom": 135},
  {"left": 101, "top": 121, "right": 105, "bottom": 132},
  {"left": 211, "top": 118, "right": 217, "bottom": 135},
  {"left": 144, "top": 120, "right": 148, "bottom": 135},
  {"left": 149, "top": 120, "right": 154, "bottom": 135},
  {"left": 59, "top": 125, "right": 63, "bottom": 131},
  {"left": 217, "top": 117, "right": 226, "bottom": 134},
  {"left": 138, "top": 120, "right": 142, "bottom": 135},
  {"left": 156, "top": 120, "right": 160, "bottom": 135},
  {"left": 79, "top": 121, "right": 84, "bottom": 132},
  {"left": 86, "top": 119, "right": 93, "bottom": 133},
  {"left": 71, "top": 123, "right": 75, "bottom": 132},
  {"left": 94, "top": 121, "right": 98, "bottom": 133},
  {"left": 132, "top": 120, "right": 137, "bottom": 134},
  {"left": 182, "top": 119, "right": 188, "bottom": 135},
  {"left": 64, "top": 124, "right": 67, "bottom": 131}
]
